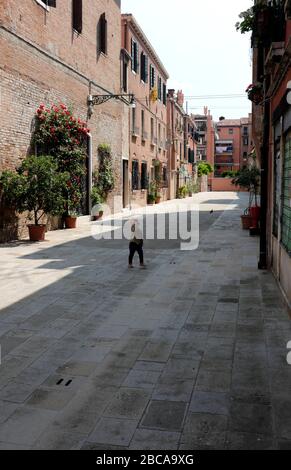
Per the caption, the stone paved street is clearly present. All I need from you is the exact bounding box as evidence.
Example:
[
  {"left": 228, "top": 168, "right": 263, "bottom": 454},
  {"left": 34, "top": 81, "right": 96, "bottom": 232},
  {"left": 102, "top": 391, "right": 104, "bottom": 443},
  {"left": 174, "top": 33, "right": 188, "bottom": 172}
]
[{"left": 0, "top": 192, "right": 291, "bottom": 450}]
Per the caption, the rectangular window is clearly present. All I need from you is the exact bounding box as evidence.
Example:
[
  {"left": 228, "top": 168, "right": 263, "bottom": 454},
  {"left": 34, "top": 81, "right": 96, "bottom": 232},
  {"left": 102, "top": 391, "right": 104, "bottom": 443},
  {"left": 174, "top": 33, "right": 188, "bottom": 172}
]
[
  {"left": 229, "top": 129, "right": 233, "bottom": 135},
  {"left": 131, "top": 39, "right": 139, "bottom": 73},
  {"left": 72, "top": 0, "right": 82, "bottom": 34},
  {"left": 158, "top": 77, "right": 162, "bottom": 100},
  {"left": 163, "top": 84, "right": 167, "bottom": 106},
  {"left": 140, "top": 52, "right": 148, "bottom": 83},
  {"left": 150, "top": 65, "right": 155, "bottom": 89},
  {"left": 162, "top": 166, "right": 167, "bottom": 186},
  {"left": 243, "top": 126, "right": 248, "bottom": 135},
  {"left": 132, "top": 161, "right": 139, "bottom": 190},
  {"left": 281, "top": 133, "right": 291, "bottom": 253},
  {"left": 243, "top": 137, "right": 249, "bottom": 146},
  {"left": 98, "top": 13, "right": 107, "bottom": 55},
  {"left": 141, "top": 163, "right": 148, "bottom": 190},
  {"left": 122, "top": 59, "right": 128, "bottom": 92}
]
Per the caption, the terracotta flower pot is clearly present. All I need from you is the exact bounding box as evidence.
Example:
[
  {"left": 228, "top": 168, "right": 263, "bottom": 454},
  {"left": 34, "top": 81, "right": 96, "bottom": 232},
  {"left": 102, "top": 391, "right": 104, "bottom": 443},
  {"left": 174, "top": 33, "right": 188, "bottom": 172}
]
[
  {"left": 249, "top": 206, "right": 261, "bottom": 228},
  {"left": 28, "top": 224, "right": 46, "bottom": 241},
  {"left": 241, "top": 215, "right": 252, "bottom": 230},
  {"left": 155, "top": 197, "right": 161, "bottom": 204},
  {"left": 64, "top": 216, "right": 77, "bottom": 229},
  {"left": 92, "top": 211, "right": 103, "bottom": 221}
]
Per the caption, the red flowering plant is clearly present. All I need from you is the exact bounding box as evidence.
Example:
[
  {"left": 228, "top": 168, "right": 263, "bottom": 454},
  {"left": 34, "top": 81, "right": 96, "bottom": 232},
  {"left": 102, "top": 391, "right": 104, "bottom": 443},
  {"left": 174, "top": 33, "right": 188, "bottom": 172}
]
[{"left": 34, "top": 103, "right": 90, "bottom": 216}]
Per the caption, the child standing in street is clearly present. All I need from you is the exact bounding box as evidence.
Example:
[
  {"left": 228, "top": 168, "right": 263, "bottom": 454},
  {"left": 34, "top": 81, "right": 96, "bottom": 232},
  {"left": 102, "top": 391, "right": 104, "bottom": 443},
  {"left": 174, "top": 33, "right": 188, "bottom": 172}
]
[{"left": 128, "top": 219, "right": 146, "bottom": 269}]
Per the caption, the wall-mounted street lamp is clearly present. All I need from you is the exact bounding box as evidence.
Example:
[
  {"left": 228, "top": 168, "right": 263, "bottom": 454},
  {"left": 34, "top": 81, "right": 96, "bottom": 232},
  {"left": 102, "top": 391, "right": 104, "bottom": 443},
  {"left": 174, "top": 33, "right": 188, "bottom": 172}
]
[{"left": 87, "top": 93, "right": 135, "bottom": 117}]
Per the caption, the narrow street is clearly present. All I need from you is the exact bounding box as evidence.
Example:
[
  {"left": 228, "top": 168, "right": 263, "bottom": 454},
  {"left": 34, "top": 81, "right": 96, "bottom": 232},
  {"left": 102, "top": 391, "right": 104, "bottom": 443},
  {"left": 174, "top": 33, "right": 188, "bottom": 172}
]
[{"left": 0, "top": 192, "right": 290, "bottom": 450}]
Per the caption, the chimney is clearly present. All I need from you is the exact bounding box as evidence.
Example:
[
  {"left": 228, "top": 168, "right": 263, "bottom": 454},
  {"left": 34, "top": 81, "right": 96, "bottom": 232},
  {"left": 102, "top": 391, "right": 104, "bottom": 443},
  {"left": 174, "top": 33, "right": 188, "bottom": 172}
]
[
  {"left": 177, "top": 90, "right": 184, "bottom": 107},
  {"left": 168, "top": 89, "right": 175, "bottom": 98},
  {"left": 204, "top": 106, "right": 208, "bottom": 116}
]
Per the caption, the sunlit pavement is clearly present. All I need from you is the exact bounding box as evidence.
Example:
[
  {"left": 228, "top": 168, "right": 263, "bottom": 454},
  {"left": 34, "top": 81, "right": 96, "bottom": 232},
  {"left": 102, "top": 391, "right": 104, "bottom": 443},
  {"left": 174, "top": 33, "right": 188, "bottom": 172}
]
[{"left": 0, "top": 192, "right": 290, "bottom": 450}]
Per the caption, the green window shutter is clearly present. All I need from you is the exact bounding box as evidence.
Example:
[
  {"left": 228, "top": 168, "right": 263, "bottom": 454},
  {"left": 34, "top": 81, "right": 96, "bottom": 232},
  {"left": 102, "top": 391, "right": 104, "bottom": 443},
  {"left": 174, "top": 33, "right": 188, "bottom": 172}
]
[
  {"left": 144, "top": 55, "right": 148, "bottom": 83},
  {"left": 131, "top": 38, "right": 134, "bottom": 70}
]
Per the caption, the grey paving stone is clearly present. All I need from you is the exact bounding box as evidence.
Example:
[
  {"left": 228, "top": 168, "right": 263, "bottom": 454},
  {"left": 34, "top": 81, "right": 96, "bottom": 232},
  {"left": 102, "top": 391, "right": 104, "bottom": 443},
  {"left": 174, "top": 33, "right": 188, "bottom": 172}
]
[
  {"left": 0, "top": 381, "right": 35, "bottom": 404},
  {"left": 26, "top": 388, "right": 76, "bottom": 411},
  {"left": 129, "top": 429, "right": 180, "bottom": 450},
  {"left": 87, "top": 417, "right": 138, "bottom": 446},
  {"left": 122, "top": 369, "right": 161, "bottom": 390},
  {"left": 183, "top": 412, "right": 228, "bottom": 436},
  {"left": 56, "top": 361, "right": 98, "bottom": 377},
  {"left": 225, "top": 431, "right": 275, "bottom": 450},
  {"left": 81, "top": 442, "right": 128, "bottom": 450},
  {"left": 273, "top": 397, "right": 291, "bottom": 440},
  {"left": 132, "top": 361, "right": 165, "bottom": 372},
  {"left": 0, "top": 401, "right": 19, "bottom": 425},
  {"left": 230, "top": 402, "right": 273, "bottom": 436},
  {"left": 93, "top": 366, "right": 130, "bottom": 386},
  {"left": 179, "top": 432, "right": 226, "bottom": 450},
  {"left": 141, "top": 400, "right": 187, "bottom": 432},
  {"left": 152, "top": 380, "right": 194, "bottom": 403},
  {"left": 195, "top": 369, "right": 232, "bottom": 393},
  {"left": 0, "top": 406, "right": 57, "bottom": 446},
  {"left": 33, "top": 427, "right": 86, "bottom": 450},
  {"left": 139, "top": 341, "right": 174, "bottom": 363},
  {"left": 0, "top": 442, "right": 31, "bottom": 450},
  {"left": 103, "top": 388, "right": 150, "bottom": 420},
  {"left": 189, "top": 391, "right": 230, "bottom": 415}
]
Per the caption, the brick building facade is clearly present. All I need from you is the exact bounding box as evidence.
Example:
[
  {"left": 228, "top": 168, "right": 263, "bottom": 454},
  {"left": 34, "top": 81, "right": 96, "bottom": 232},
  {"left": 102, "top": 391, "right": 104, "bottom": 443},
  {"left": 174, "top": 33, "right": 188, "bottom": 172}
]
[
  {"left": 0, "top": 0, "right": 124, "bottom": 240},
  {"left": 121, "top": 14, "right": 169, "bottom": 207},
  {"left": 215, "top": 116, "right": 252, "bottom": 177},
  {"left": 251, "top": 0, "right": 291, "bottom": 305}
]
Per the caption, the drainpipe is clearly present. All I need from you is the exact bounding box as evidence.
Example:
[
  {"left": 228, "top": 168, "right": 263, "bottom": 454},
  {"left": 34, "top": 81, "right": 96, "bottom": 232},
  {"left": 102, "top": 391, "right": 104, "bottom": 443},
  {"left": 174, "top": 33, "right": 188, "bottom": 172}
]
[
  {"left": 258, "top": 95, "right": 270, "bottom": 270},
  {"left": 87, "top": 133, "right": 93, "bottom": 215}
]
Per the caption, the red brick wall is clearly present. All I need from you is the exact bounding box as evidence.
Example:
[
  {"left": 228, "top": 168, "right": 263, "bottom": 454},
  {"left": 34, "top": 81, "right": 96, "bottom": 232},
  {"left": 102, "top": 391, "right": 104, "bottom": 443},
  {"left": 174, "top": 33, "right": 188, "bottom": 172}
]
[
  {"left": 0, "top": 0, "right": 123, "bottom": 239},
  {"left": 211, "top": 178, "right": 246, "bottom": 192}
]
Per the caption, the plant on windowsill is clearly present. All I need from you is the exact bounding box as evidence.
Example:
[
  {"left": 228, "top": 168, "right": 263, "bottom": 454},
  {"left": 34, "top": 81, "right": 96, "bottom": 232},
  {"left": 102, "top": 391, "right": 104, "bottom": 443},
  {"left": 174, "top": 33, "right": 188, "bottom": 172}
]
[{"left": 0, "top": 156, "right": 68, "bottom": 241}]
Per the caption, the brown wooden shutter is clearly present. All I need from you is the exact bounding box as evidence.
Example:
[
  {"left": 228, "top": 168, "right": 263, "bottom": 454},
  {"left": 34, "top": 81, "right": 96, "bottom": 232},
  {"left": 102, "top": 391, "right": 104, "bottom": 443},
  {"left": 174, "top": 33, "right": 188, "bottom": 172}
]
[{"left": 73, "top": 0, "right": 82, "bottom": 34}]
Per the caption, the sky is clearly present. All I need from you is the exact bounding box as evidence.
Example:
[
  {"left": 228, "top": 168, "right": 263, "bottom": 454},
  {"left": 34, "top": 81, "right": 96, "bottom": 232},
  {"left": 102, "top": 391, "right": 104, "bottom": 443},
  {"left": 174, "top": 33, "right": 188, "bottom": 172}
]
[{"left": 121, "top": 0, "right": 253, "bottom": 121}]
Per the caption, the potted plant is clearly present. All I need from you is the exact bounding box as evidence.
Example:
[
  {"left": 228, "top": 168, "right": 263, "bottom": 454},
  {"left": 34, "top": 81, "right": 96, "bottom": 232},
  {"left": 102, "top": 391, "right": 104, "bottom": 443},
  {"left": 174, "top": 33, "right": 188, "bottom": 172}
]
[
  {"left": 91, "top": 186, "right": 104, "bottom": 220},
  {"left": 147, "top": 193, "right": 156, "bottom": 205},
  {"left": 246, "top": 83, "right": 263, "bottom": 105},
  {"left": 232, "top": 166, "right": 261, "bottom": 230},
  {"left": 148, "top": 181, "right": 157, "bottom": 205},
  {"left": 0, "top": 156, "right": 68, "bottom": 241},
  {"left": 34, "top": 103, "right": 89, "bottom": 230},
  {"left": 155, "top": 192, "right": 162, "bottom": 204}
]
